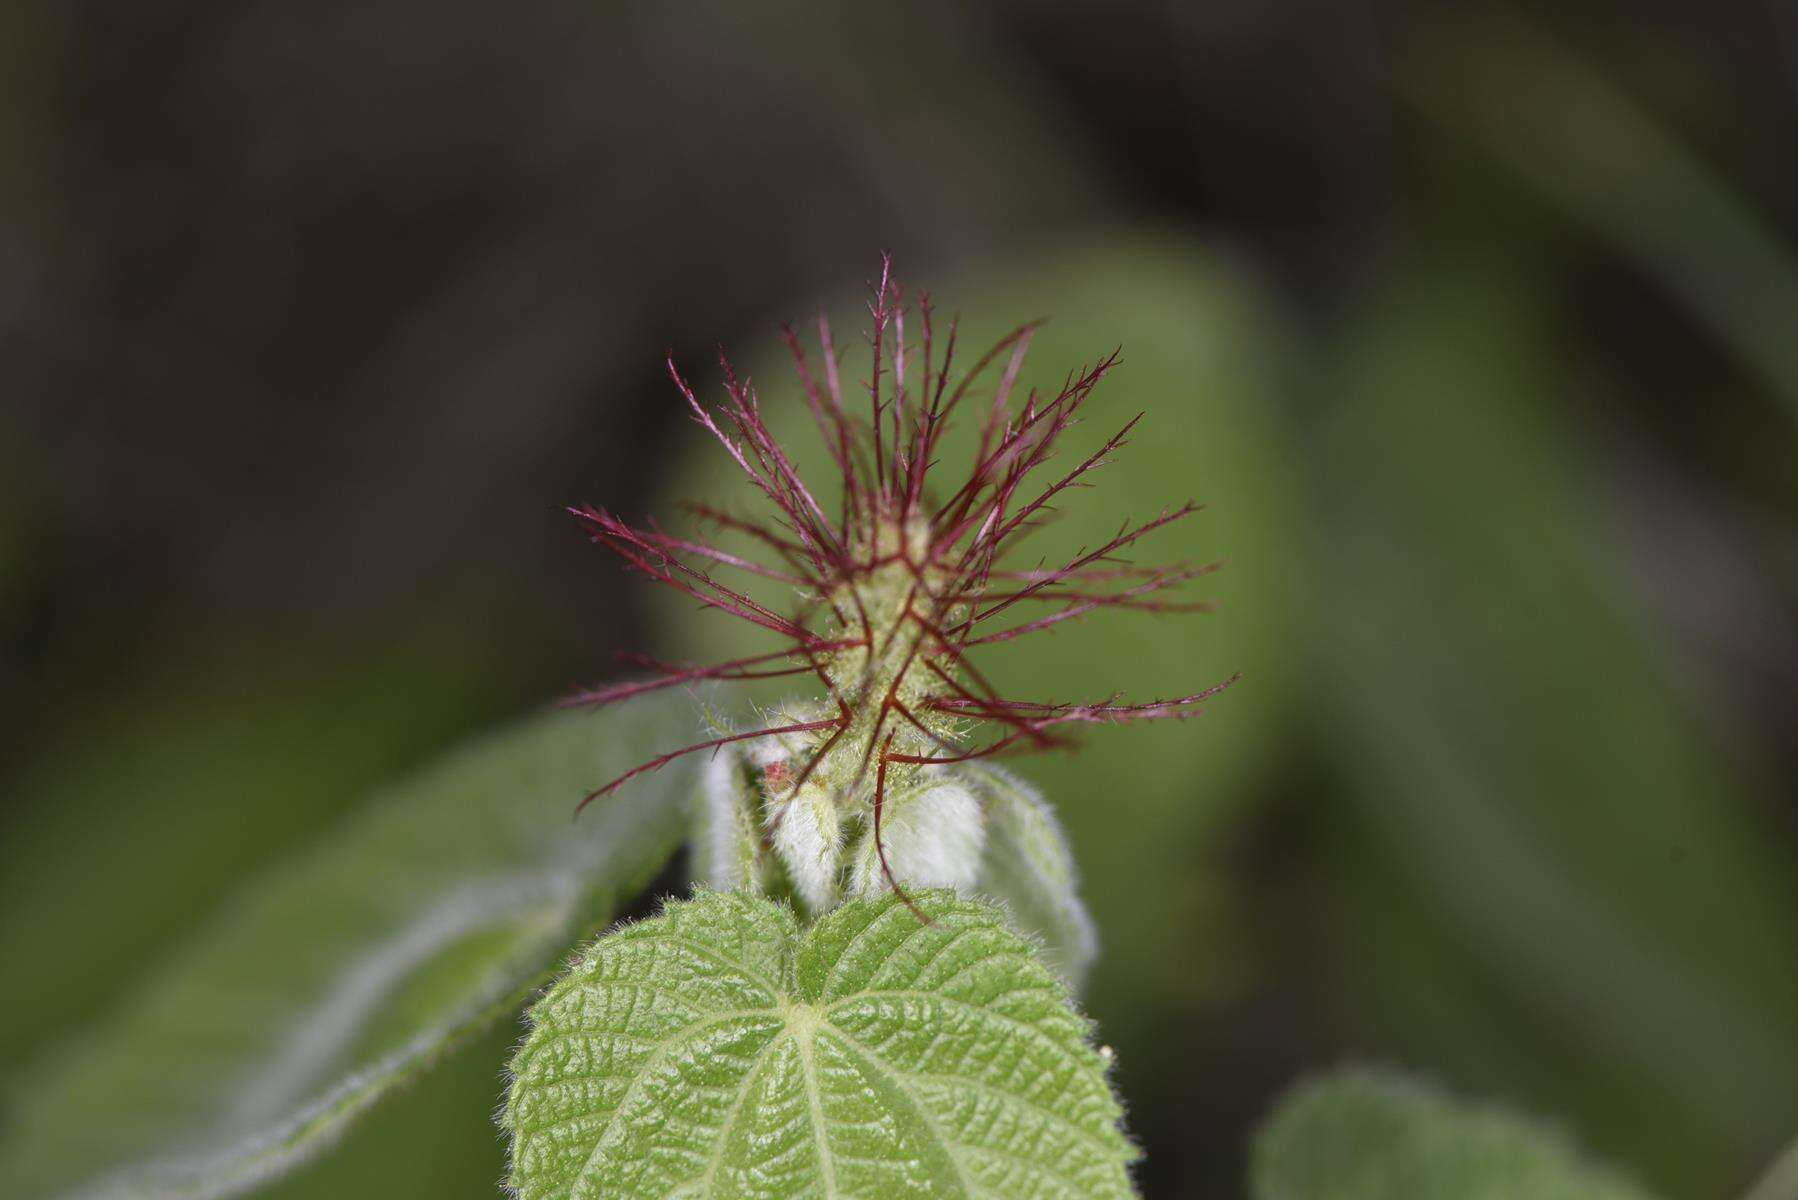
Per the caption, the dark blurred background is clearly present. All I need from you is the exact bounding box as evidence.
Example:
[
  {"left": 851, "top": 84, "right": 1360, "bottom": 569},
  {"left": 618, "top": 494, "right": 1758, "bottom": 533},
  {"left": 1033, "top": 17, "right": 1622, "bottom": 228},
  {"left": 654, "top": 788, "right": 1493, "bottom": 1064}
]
[{"left": 4, "top": 1, "right": 1796, "bottom": 1197}]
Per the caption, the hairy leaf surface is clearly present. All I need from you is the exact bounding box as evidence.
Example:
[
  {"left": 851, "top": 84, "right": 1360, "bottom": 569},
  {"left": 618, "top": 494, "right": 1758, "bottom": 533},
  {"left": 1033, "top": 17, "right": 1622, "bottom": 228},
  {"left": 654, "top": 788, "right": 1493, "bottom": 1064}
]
[
  {"left": 0, "top": 695, "right": 698, "bottom": 1200},
  {"left": 1252, "top": 1068, "right": 1658, "bottom": 1200},
  {"left": 504, "top": 890, "right": 1138, "bottom": 1199},
  {"left": 967, "top": 765, "right": 1099, "bottom": 990}
]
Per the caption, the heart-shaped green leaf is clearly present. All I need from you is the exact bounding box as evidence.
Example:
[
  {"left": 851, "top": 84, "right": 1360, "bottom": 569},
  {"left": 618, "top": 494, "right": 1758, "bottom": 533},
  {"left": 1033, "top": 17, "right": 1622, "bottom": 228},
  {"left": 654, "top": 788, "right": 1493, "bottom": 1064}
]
[
  {"left": 504, "top": 889, "right": 1138, "bottom": 1199},
  {"left": 0, "top": 694, "right": 699, "bottom": 1200}
]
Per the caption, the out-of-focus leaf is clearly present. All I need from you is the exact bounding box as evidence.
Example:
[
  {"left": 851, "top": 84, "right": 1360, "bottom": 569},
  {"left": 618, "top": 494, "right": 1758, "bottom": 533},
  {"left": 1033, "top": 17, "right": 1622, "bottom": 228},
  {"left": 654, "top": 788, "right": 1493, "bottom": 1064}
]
[
  {"left": 503, "top": 890, "right": 1138, "bottom": 1200},
  {"left": 0, "top": 693, "right": 701, "bottom": 1200},
  {"left": 648, "top": 0, "right": 1105, "bottom": 233},
  {"left": 1740, "top": 1136, "right": 1798, "bottom": 1200},
  {"left": 0, "top": 635, "right": 507, "bottom": 1072},
  {"left": 1305, "top": 256, "right": 1798, "bottom": 1192},
  {"left": 256, "top": 1020, "right": 517, "bottom": 1200},
  {"left": 1252, "top": 1068, "right": 1657, "bottom": 1200},
  {"left": 1402, "top": 8, "right": 1798, "bottom": 423}
]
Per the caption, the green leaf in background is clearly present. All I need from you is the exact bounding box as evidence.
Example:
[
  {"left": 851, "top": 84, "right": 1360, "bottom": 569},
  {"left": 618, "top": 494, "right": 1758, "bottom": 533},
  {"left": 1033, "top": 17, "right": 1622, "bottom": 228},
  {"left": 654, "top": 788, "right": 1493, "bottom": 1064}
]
[
  {"left": 1251, "top": 1068, "right": 1657, "bottom": 1200},
  {"left": 504, "top": 889, "right": 1138, "bottom": 1200},
  {"left": 1305, "top": 253, "right": 1798, "bottom": 1192},
  {"left": 1401, "top": 8, "right": 1798, "bottom": 424},
  {"left": 0, "top": 692, "right": 701, "bottom": 1200},
  {"left": 0, "top": 628, "right": 516, "bottom": 1074}
]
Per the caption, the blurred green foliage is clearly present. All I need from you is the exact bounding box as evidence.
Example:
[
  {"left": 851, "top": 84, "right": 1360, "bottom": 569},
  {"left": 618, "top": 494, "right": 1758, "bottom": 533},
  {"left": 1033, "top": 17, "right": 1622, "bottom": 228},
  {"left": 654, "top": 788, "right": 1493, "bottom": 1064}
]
[
  {"left": 1252, "top": 1067, "right": 1657, "bottom": 1200},
  {"left": 1402, "top": 10, "right": 1798, "bottom": 424},
  {"left": 0, "top": 697, "right": 698, "bottom": 1199},
  {"left": 1304, "top": 249, "right": 1798, "bottom": 1192},
  {"left": 0, "top": 632, "right": 504, "bottom": 1069}
]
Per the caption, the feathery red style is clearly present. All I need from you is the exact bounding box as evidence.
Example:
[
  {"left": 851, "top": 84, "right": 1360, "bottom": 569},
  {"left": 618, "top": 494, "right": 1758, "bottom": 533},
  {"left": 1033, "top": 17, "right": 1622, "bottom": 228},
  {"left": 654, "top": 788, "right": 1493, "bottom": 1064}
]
[{"left": 568, "top": 257, "right": 1235, "bottom": 898}]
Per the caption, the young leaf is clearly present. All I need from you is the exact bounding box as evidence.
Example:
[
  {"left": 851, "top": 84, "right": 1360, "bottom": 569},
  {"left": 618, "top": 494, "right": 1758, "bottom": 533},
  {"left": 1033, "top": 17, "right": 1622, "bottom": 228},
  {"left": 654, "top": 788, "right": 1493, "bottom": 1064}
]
[
  {"left": 1251, "top": 1068, "right": 1658, "bottom": 1200},
  {"left": 504, "top": 889, "right": 1138, "bottom": 1199},
  {"left": 967, "top": 764, "right": 1100, "bottom": 990},
  {"left": 0, "top": 694, "right": 700, "bottom": 1200}
]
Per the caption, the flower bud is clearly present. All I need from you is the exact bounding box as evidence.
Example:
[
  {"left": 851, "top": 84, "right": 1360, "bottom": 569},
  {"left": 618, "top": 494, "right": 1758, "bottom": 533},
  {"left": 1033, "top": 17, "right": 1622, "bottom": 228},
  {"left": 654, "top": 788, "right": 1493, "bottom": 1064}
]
[{"left": 847, "top": 775, "right": 985, "bottom": 900}]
